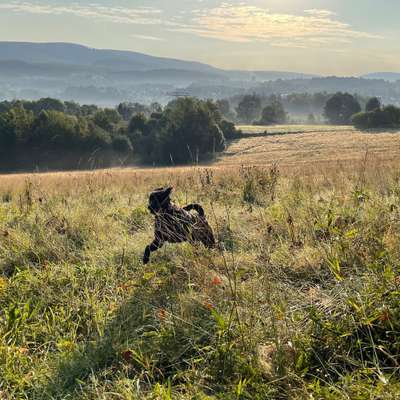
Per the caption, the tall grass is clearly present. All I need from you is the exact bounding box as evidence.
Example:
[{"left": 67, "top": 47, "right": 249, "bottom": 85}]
[{"left": 0, "top": 160, "right": 400, "bottom": 399}]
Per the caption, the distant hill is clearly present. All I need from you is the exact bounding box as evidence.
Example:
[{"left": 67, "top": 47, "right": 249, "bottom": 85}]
[
  {"left": 0, "top": 41, "right": 399, "bottom": 105},
  {"left": 362, "top": 72, "right": 400, "bottom": 82},
  {"left": 0, "top": 41, "right": 315, "bottom": 81},
  {"left": 0, "top": 42, "right": 218, "bottom": 73}
]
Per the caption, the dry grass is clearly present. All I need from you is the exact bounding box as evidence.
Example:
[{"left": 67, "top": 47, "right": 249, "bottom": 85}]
[
  {"left": 219, "top": 125, "right": 400, "bottom": 168},
  {"left": 237, "top": 124, "right": 353, "bottom": 135},
  {"left": 1, "top": 127, "right": 400, "bottom": 399}
]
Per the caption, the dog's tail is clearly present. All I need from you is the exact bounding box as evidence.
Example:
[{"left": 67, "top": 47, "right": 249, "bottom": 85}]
[{"left": 183, "top": 203, "right": 205, "bottom": 217}]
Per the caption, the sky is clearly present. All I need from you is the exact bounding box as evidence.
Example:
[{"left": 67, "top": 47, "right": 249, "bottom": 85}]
[{"left": 0, "top": 0, "right": 399, "bottom": 75}]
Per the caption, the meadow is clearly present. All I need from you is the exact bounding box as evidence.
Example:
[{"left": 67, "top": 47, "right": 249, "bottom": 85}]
[
  {"left": 220, "top": 125, "right": 400, "bottom": 167},
  {"left": 1, "top": 126, "right": 400, "bottom": 399}
]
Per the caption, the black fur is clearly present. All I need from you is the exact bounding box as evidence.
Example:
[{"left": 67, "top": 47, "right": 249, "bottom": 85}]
[{"left": 143, "top": 187, "right": 215, "bottom": 264}]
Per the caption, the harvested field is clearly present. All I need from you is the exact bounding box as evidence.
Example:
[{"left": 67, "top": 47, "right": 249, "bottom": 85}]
[{"left": 218, "top": 125, "right": 400, "bottom": 167}]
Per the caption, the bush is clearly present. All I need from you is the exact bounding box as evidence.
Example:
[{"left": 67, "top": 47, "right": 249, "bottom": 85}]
[
  {"left": 352, "top": 105, "right": 400, "bottom": 129},
  {"left": 220, "top": 120, "right": 242, "bottom": 139}
]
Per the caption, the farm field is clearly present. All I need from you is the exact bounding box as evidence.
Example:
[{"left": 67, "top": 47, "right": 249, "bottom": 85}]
[
  {"left": 218, "top": 125, "right": 400, "bottom": 167},
  {"left": 1, "top": 128, "right": 400, "bottom": 398}
]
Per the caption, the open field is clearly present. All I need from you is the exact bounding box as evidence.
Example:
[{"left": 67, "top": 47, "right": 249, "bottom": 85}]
[
  {"left": 1, "top": 130, "right": 400, "bottom": 398},
  {"left": 237, "top": 124, "right": 354, "bottom": 135},
  {"left": 219, "top": 125, "right": 400, "bottom": 167}
]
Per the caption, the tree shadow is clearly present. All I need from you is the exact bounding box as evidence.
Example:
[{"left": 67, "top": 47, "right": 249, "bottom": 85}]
[
  {"left": 36, "top": 262, "right": 216, "bottom": 399},
  {"left": 357, "top": 127, "right": 400, "bottom": 134}
]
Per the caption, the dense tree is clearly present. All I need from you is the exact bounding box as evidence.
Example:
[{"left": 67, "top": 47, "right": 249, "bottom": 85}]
[
  {"left": 160, "top": 97, "right": 226, "bottom": 164},
  {"left": 64, "top": 101, "right": 82, "bottom": 116},
  {"left": 219, "top": 120, "right": 241, "bottom": 139},
  {"left": 365, "top": 97, "right": 382, "bottom": 112},
  {"left": 117, "top": 102, "right": 135, "bottom": 121},
  {"left": 112, "top": 135, "right": 133, "bottom": 153},
  {"left": 0, "top": 112, "right": 17, "bottom": 150},
  {"left": 0, "top": 97, "right": 238, "bottom": 169},
  {"left": 93, "top": 109, "right": 121, "bottom": 132},
  {"left": 324, "top": 93, "right": 361, "bottom": 125},
  {"left": 216, "top": 99, "right": 231, "bottom": 119},
  {"left": 128, "top": 113, "right": 148, "bottom": 135},
  {"left": 26, "top": 98, "right": 66, "bottom": 115},
  {"left": 352, "top": 105, "right": 400, "bottom": 129},
  {"left": 128, "top": 97, "right": 232, "bottom": 164},
  {"left": 258, "top": 99, "right": 287, "bottom": 125},
  {"left": 236, "top": 95, "right": 262, "bottom": 124}
]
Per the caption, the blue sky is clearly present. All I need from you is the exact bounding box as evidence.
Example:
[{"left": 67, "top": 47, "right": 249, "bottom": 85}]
[{"left": 0, "top": 0, "right": 399, "bottom": 75}]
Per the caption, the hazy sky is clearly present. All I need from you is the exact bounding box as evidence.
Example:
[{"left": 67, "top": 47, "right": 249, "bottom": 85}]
[{"left": 0, "top": 0, "right": 399, "bottom": 75}]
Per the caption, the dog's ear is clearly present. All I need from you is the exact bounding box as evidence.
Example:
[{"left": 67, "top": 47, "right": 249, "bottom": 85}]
[{"left": 164, "top": 187, "right": 173, "bottom": 196}]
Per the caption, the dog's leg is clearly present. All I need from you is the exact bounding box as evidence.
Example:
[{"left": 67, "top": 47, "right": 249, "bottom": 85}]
[{"left": 143, "top": 238, "right": 164, "bottom": 264}]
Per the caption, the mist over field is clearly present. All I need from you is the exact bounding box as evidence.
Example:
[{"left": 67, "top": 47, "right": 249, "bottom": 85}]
[{"left": 1, "top": 42, "right": 400, "bottom": 107}]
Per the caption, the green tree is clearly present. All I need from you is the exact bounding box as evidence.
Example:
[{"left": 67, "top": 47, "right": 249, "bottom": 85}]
[
  {"left": 30, "top": 110, "right": 82, "bottom": 148},
  {"left": 112, "top": 135, "right": 133, "bottom": 153},
  {"left": 366, "top": 97, "right": 381, "bottom": 112},
  {"left": 0, "top": 112, "right": 16, "bottom": 150},
  {"left": 93, "top": 109, "right": 121, "bottom": 132},
  {"left": 258, "top": 100, "right": 287, "bottom": 125},
  {"left": 161, "top": 97, "right": 225, "bottom": 164},
  {"left": 128, "top": 113, "right": 148, "bottom": 135},
  {"left": 29, "top": 98, "right": 65, "bottom": 115},
  {"left": 236, "top": 95, "right": 262, "bottom": 124},
  {"left": 324, "top": 93, "right": 361, "bottom": 125}
]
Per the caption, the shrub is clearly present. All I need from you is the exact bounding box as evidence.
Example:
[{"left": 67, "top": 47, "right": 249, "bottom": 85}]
[
  {"left": 220, "top": 120, "right": 242, "bottom": 139},
  {"left": 352, "top": 105, "right": 400, "bottom": 129}
]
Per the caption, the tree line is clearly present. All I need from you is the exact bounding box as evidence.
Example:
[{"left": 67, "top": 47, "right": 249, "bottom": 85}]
[
  {"left": 219, "top": 92, "right": 400, "bottom": 129},
  {"left": 0, "top": 97, "right": 240, "bottom": 170},
  {"left": 1, "top": 93, "right": 398, "bottom": 171}
]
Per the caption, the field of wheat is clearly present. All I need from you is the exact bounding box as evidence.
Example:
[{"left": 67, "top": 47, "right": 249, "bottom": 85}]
[{"left": 1, "top": 127, "right": 400, "bottom": 398}]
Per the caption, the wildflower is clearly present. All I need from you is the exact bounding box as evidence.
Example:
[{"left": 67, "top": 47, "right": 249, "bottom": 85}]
[
  {"left": 18, "top": 347, "right": 29, "bottom": 354},
  {"left": 157, "top": 308, "right": 167, "bottom": 321},
  {"left": 204, "top": 301, "right": 214, "bottom": 311},
  {"left": 211, "top": 276, "right": 222, "bottom": 286}
]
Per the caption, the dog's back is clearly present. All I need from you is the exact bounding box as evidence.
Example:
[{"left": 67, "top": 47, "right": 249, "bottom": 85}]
[
  {"left": 155, "top": 203, "right": 214, "bottom": 247},
  {"left": 143, "top": 187, "right": 215, "bottom": 264}
]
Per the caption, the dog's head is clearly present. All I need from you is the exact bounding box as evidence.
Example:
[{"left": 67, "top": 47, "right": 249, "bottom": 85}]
[{"left": 148, "top": 187, "right": 173, "bottom": 214}]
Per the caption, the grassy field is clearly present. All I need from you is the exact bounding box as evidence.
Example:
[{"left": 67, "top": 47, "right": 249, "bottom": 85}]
[
  {"left": 1, "top": 126, "right": 400, "bottom": 398},
  {"left": 236, "top": 125, "right": 354, "bottom": 135},
  {"left": 219, "top": 125, "right": 400, "bottom": 168}
]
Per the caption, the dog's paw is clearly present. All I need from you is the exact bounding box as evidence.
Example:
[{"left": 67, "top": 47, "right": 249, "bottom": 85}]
[{"left": 143, "top": 256, "right": 150, "bottom": 265}]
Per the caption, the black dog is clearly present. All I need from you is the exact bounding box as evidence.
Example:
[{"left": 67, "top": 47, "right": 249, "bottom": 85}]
[{"left": 143, "top": 187, "right": 216, "bottom": 264}]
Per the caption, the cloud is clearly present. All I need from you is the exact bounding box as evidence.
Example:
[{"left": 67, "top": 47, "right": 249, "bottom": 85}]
[
  {"left": 130, "top": 34, "right": 165, "bottom": 42},
  {"left": 304, "top": 9, "right": 337, "bottom": 18},
  {"left": 0, "top": 2, "right": 163, "bottom": 25},
  {"left": 172, "top": 3, "right": 382, "bottom": 48}
]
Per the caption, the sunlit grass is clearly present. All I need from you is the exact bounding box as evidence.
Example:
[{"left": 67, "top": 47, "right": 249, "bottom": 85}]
[{"left": 1, "top": 151, "right": 400, "bottom": 398}]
